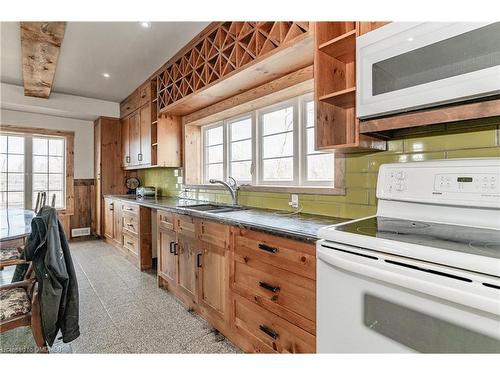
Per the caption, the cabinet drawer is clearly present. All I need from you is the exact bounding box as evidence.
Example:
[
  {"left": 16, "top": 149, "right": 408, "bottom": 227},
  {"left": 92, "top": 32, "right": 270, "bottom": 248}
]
[
  {"left": 121, "top": 202, "right": 139, "bottom": 216},
  {"left": 175, "top": 214, "right": 196, "bottom": 238},
  {"left": 120, "top": 90, "right": 139, "bottom": 118},
  {"left": 233, "top": 255, "right": 316, "bottom": 331},
  {"left": 234, "top": 229, "right": 316, "bottom": 280},
  {"left": 138, "top": 81, "right": 151, "bottom": 107},
  {"left": 158, "top": 210, "right": 174, "bottom": 231},
  {"left": 123, "top": 233, "right": 139, "bottom": 256},
  {"left": 199, "top": 220, "right": 230, "bottom": 248},
  {"left": 233, "top": 293, "right": 315, "bottom": 353},
  {"left": 122, "top": 214, "right": 138, "bottom": 235}
]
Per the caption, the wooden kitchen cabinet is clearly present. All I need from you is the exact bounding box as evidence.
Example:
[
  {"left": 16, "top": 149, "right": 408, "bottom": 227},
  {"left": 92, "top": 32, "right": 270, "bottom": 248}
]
[
  {"left": 157, "top": 211, "right": 177, "bottom": 288},
  {"left": 176, "top": 233, "right": 198, "bottom": 305},
  {"left": 139, "top": 104, "right": 151, "bottom": 165},
  {"left": 121, "top": 116, "right": 130, "bottom": 167},
  {"left": 94, "top": 117, "right": 126, "bottom": 237},
  {"left": 129, "top": 111, "right": 141, "bottom": 166},
  {"left": 103, "top": 198, "right": 115, "bottom": 239}
]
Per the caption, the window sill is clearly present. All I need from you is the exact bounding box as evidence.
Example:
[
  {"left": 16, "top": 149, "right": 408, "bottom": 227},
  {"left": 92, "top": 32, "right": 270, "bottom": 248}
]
[{"left": 184, "top": 184, "right": 345, "bottom": 196}]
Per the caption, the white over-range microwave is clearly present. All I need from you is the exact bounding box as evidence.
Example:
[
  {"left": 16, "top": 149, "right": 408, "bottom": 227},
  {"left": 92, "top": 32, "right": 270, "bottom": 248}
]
[{"left": 356, "top": 22, "right": 500, "bottom": 119}]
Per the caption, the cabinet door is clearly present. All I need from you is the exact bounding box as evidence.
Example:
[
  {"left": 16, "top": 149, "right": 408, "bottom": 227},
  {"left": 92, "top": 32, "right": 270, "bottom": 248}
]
[
  {"left": 139, "top": 104, "right": 151, "bottom": 165},
  {"left": 158, "top": 228, "right": 177, "bottom": 286},
  {"left": 198, "top": 241, "right": 227, "bottom": 322},
  {"left": 177, "top": 234, "right": 198, "bottom": 302},
  {"left": 129, "top": 111, "right": 141, "bottom": 166},
  {"left": 103, "top": 199, "right": 114, "bottom": 239},
  {"left": 157, "top": 114, "right": 181, "bottom": 167},
  {"left": 121, "top": 116, "right": 130, "bottom": 167},
  {"left": 113, "top": 201, "right": 122, "bottom": 246}
]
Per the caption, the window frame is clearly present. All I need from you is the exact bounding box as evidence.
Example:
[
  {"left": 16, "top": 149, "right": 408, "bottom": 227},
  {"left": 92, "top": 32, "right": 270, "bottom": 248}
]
[
  {"left": 199, "top": 93, "right": 341, "bottom": 193},
  {"left": 0, "top": 125, "right": 74, "bottom": 215}
]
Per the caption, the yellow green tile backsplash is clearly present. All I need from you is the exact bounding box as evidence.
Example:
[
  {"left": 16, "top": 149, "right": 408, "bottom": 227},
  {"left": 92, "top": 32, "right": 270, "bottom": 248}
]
[{"left": 138, "top": 120, "right": 500, "bottom": 220}]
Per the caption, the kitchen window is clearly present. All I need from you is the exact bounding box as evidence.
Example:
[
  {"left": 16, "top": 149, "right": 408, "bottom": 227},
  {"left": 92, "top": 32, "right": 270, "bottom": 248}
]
[
  {"left": 201, "top": 94, "right": 334, "bottom": 187},
  {"left": 0, "top": 132, "right": 66, "bottom": 210}
]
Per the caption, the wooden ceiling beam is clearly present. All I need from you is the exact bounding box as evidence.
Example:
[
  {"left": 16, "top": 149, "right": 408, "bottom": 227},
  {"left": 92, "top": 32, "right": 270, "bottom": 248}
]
[{"left": 20, "top": 22, "right": 66, "bottom": 98}]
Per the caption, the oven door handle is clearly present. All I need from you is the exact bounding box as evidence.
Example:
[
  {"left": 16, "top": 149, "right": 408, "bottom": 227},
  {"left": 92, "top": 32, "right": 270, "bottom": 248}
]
[{"left": 318, "top": 244, "right": 500, "bottom": 317}]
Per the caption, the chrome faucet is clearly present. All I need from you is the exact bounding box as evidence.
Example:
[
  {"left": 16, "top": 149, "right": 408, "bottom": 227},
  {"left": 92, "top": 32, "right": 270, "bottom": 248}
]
[{"left": 209, "top": 177, "right": 239, "bottom": 205}]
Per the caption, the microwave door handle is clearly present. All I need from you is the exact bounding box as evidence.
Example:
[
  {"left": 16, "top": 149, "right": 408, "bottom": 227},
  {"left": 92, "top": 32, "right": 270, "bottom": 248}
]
[{"left": 317, "top": 246, "right": 500, "bottom": 316}]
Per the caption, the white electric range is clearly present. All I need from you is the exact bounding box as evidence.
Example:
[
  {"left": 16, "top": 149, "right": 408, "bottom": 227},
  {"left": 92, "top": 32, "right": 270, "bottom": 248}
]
[{"left": 316, "top": 158, "right": 500, "bottom": 353}]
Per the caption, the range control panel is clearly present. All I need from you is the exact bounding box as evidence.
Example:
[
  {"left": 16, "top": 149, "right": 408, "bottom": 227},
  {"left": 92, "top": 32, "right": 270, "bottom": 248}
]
[
  {"left": 377, "top": 159, "right": 500, "bottom": 208},
  {"left": 435, "top": 174, "right": 498, "bottom": 193}
]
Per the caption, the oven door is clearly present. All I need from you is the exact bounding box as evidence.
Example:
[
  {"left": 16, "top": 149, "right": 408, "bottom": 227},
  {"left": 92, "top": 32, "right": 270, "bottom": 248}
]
[
  {"left": 316, "top": 240, "right": 500, "bottom": 353},
  {"left": 356, "top": 22, "right": 500, "bottom": 119}
]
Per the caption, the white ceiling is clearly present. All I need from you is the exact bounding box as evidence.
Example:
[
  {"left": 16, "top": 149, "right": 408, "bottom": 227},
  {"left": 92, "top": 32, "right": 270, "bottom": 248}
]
[{"left": 1, "top": 21, "right": 209, "bottom": 102}]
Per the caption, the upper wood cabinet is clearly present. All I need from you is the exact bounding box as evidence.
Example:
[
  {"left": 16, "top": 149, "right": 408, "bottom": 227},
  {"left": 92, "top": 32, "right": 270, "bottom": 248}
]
[
  {"left": 120, "top": 78, "right": 182, "bottom": 170},
  {"left": 314, "top": 21, "right": 388, "bottom": 153}
]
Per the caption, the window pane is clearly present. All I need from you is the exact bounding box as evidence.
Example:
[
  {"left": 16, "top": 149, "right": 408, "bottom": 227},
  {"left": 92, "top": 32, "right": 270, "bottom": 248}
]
[
  {"left": 230, "top": 118, "right": 252, "bottom": 141},
  {"left": 263, "top": 132, "right": 293, "bottom": 159},
  {"left": 0, "top": 154, "right": 6, "bottom": 172},
  {"left": 306, "top": 101, "right": 315, "bottom": 128},
  {"left": 207, "top": 145, "right": 223, "bottom": 164},
  {"left": 49, "top": 174, "right": 63, "bottom": 190},
  {"left": 7, "top": 192, "right": 24, "bottom": 208},
  {"left": 49, "top": 156, "right": 63, "bottom": 173},
  {"left": 307, "top": 154, "right": 334, "bottom": 181},
  {"left": 0, "top": 136, "right": 7, "bottom": 152},
  {"left": 231, "top": 139, "right": 252, "bottom": 161},
  {"left": 262, "top": 106, "right": 294, "bottom": 136},
  {"left": 8, "top": 154, "right": 24, "bottom": 173},
  {"left": 0, "top": 173, "right": 6, "bottom": 190},
  {"left": 263, "top": 158, "right": 293, "bottom": 181},
  {"left": 230, "top": 161, "right": 252, "bottom": 181},
  {"left": 49, "top": 138, "right": 64, "bottom": 156},
  {"left": 8, "top": 136, "right": 24, "bottom": 154},
  {"left": 48, "top": 191, "right": 63, "bottom": 208},
  {"left": 33, "top": 137, "right": 48, "bottom": 155},
  {"left": 0, "top": 192, "right": 6, "bottom": 209},
  {"left": 33, "top": 174, "right": 48, "bottom": 190},
  {"left": 33, "top": 155, "right": 48, "bottom": 173},
  {"left": 207, "top": 163, "right": 223, "bottom": 181},
  {"left": 7, "top": 173, "right": 24, "bottom": 191},
  {"left": 206, "top": 126, "right": 223, "bottom": 146}
]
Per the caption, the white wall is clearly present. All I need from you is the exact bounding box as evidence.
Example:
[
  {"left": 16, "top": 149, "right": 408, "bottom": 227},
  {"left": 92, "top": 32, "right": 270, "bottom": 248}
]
[
  {"left": 1, "top": 109, "right": 94, "bottom": 179},
  {"left": 0, "top": 83, "right": 121, "bottom": 179}
]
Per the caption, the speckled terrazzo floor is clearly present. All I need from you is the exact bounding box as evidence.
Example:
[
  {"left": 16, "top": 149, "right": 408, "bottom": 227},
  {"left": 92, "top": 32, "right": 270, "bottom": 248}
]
[{"left": 0, "top": 240, "right": 241, "bottom": 354}]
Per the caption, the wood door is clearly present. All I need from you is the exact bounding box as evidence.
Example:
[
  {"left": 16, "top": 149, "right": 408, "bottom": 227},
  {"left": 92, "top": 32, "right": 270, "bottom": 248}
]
[
  {"left": 129, "top": 111, "right": 141, "bottom": 166},
  {"left": 94, "top": 120, "right": 102, "bottom": 236},
  {"left": 103, "top": 198, "right": 114, "bottom": 239},
  {"left": 177, "top": 234, "right": 198, "bottom": 303},
  {"left": 198, "top": 240, "right": 227, "bottom": 322},
  {"left": 113, "top": 200, "right": 122, "bottom": 246},
  {"left": 121, "top": 116, "right": 130, "bottom": 167},
  {"left": 158, "top": 228, "right": 177, "bottom": 286},
  {"left": 139, "top": 104, "right": 151, "bottom": 165}
]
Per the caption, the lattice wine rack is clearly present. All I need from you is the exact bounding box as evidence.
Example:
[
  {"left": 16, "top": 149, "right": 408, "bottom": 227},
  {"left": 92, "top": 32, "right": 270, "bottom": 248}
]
[{"left": 157, "top": 21, "right": 310, "bottom": 112}]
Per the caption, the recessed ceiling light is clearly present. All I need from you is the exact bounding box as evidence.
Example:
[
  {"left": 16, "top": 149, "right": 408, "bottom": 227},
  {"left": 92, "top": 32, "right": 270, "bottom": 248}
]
[
  {"left": 407, "top": 37, "right": 414, "bottom": 42},
  {"left": 102, "top": 73, "right": 110, "bottom": 78},
  {"left": 140, "top": 22, "right": 151, "bottom": 28}
]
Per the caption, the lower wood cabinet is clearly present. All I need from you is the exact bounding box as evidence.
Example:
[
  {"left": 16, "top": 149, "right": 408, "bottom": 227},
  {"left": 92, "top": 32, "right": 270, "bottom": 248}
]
[
  {"left": 103, "top": 198, "right": 152, "bottom": 271},
  {"left": 156, "top": 210, "right": 317, "bottom": 353}
]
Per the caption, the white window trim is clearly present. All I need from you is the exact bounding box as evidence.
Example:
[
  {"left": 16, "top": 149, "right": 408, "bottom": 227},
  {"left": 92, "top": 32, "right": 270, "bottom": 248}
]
[
  {"left": 227, "top": 113, "right": 255, "bottom": 185},
  {"left": 200, "top": 93, "right": 336, "bottom": 190}
]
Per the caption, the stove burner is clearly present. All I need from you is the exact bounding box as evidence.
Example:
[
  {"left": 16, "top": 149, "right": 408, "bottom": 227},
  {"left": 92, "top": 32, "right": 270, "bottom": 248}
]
[{"left": 356, "top": 220, "right": 430, "bottom": 236}]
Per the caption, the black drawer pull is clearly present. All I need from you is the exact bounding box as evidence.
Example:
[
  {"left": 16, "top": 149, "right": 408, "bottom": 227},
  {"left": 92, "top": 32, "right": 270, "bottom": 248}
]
[
  {"left": 126, "top": 241, "right": 134, "bottom": 246},
  {"left": 259, "top": 324, "right": 279, "bottom": 340},
  {"left": 197, "top": 253, "right": 202, "bottom": 268},
  {"left": 173, "top": 242, "right": 178, "bottom": 256},
  {"left": 169, "top": 241, "right": 175, "bottom": 254},
  {"left": 259, "top": 281, "right": 280, "bottom": 293},
  {"left": 258, "top": 243, "right": 278, "bottom": 254}
]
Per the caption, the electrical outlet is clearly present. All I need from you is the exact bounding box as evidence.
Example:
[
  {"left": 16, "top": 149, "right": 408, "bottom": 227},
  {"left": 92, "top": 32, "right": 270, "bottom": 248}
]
[{"left": 289, "top": 194, "right": 299, "bottom": 209}]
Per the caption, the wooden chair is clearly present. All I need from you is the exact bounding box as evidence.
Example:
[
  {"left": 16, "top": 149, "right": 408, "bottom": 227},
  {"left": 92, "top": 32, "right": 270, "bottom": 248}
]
[{"left": 0, "top": 266, "right": 46, "bottom": 352}]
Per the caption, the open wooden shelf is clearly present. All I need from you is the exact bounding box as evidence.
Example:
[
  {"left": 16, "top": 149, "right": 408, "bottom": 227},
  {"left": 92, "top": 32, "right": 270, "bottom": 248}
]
[
  {"left": 318, "top": 30, "right": 356, "bottom": 63},
  {"left": 319, "top": 87, "right": 356, "bottom": 108}
]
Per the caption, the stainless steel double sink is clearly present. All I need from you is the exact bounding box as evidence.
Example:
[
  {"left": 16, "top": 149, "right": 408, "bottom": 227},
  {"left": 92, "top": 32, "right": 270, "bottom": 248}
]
[{"left": 182, "top": 203, "right": 246, "bottom": 214}]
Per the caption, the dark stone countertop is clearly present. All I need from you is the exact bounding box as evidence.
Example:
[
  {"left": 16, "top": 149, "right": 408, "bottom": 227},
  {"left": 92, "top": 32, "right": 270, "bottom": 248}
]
[
  {"left": 105, "top": 195, "right": 347, "bottom": 243},
  {"left": 0, "top": 209, "right": 35, "bottom": 242}
]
